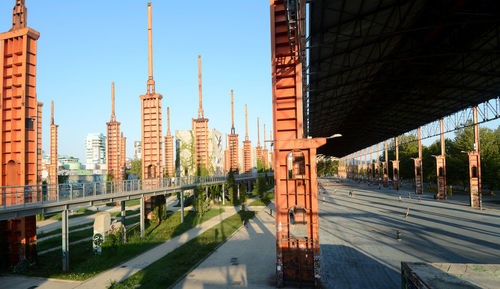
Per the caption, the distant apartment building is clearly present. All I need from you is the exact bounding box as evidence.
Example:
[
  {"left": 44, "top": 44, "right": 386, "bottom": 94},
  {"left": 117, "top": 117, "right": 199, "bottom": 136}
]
[
  {"left": 176, "top": 128, "right": 224, "bottom": 176},
  {"left": 134, "top": 141, "right": 142, "bottom": 160},
  {"left": 85, "top": 133, "right": 106, "bottom": 170}
]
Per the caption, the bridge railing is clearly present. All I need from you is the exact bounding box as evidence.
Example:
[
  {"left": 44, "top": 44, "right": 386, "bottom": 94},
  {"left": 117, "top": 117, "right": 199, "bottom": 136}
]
[{"left": 0, "top": 172, "right": 272, "bottom": 209}]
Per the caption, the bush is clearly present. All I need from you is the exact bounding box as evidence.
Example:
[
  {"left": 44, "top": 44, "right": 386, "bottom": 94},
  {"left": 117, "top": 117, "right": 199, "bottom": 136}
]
[
  {"left": 194, "top": 186, "right": 209, "bottom": 217},
  {"left": 239, "top": 183, "right": 247, "bottom": 204}
]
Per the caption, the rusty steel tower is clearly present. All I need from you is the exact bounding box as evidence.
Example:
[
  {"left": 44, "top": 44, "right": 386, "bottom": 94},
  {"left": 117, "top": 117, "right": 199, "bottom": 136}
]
[
  {"left": 228, "top": 89, "right": 239, "bottom": 173},
  {"left": 262, "top": 123, "right": 269, "bottom": 169},
  {"left": 140, "top": 3, "right": 163, "bottom": 219},
  {"left": 255, "top": 118, "right": 263, "bottom": 170},
  {"left": 0, "top": 0, "right": 40, "bottom": 265},
  {"left": 243, "top": 104, "right": 252, "bottom": 174},
  {"left": 36, "top": 101, "right": 42, "bottom": 184},
  {"left": 164, "top": 107, "right": 174, "bottom": 177},
  {"left": 392, "top": 137, "right": 400, "bottom": 190},
  {"left": 49, "top": 101, "right": 58, "bottom": 186},
  {"left": 107, "top": 82, "right": 122, "bottom": 180},
  {"left": 192, "top": 56, "right": 209, "bottom": 173},
  {"left": 435, "top": 118, "right": 447, "bottom": 199},
  {"left": 121, "top": 132, "right": 126, "bottom": 177},
  {"left": 271, "top": 0, "right": 326, "bottom": 286},
  {"left": 141, "top": 2, "right": 163, "bottom": 180}
]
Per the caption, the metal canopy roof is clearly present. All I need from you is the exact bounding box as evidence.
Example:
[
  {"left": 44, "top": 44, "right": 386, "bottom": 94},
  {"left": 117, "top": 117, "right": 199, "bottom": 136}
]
[{"left": 308, "top": 0, "right": 500, "bottom": 157}]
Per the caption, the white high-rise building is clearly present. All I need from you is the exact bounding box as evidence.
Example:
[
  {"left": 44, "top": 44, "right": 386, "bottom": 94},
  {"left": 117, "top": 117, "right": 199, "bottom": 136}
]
[
  {"left": 134, "top": 141, "right": 142, "bottom": 160},
  {"left": 86, "top": 133, "right": 106, "bottom": 169}
]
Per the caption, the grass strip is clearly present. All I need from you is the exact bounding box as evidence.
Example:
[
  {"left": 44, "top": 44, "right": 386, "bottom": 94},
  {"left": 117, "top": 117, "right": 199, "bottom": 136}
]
[
  {"left": 37, "top": 228, "right": 94, "bottom": 252},
  {"left": 25, "top": 208, "right": 225, "bottom": 280},
  {"left": 249, "top": 192, "right": 275, "bottom": 206},
  {"left": 110, "top": 210, "right": 255, "bottom": 289},
  {"left": 37, "top": 209, "right": 140, "bottom": 239}
]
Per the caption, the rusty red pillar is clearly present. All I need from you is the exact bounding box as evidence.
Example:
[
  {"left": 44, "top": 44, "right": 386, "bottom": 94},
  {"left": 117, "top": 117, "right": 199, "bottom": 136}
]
[
  {"left": 192, "top": 55, "right": 209, "bottom": 173},
  {"left": 414, "top": 128, "right": 423, "bottom": 194},
  {"left": 49, "top": 101, "right": 58, "bottom": 188},
  {"left": 140, "top": 2, "right": 163, "bottom": 219},
  {"left": 468, "top": 106, "right": 481, "bottom": 207},
  {"left": 382, "top": 141, "right": 389, "bottom": 187},
  {"left": 374, "top": 144, "right": 380, "bottom": 185},
  {"left": 0, "top": 0, "right": 39, "bottom": 265},
  {"left": 392, "top": 137, "right": 400, "bottom": 190},
  {"left": 435, "top": 118, "right": 447, "bottom": 199},
  {"left": 243, "top": 104, "right": 251, "bottom": 174},
  {"left": 271, "top": 0, "right": 325, "bottom": 286},
  {"left": 368, "top": 146, "right": 373, "bottom": 183},
  {"left": 256, "top": 117, "right": 263, "bottom": 170},
  {"left": 228, "top": 90, "right": 239, "bottom": 173},
  {"left": 164, "top": 107, "right": 174, "bottom": 177},
  {"left": 107, "top": 82, "right": 122, "bottom": 181}
]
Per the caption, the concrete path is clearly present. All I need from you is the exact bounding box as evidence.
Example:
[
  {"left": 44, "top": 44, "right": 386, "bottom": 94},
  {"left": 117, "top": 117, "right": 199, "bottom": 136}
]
[
  {"left": 75, "top": 207, "right": 243, "bottom": 289},
  {"left": 318, "top": 179, "right": 500, "bottom": 289},
  {"left": 173, "top": 206, "right": 275, "bottom": 289},
  {"left": 0, "top": 274, "right": 81, "bottom": 289}
]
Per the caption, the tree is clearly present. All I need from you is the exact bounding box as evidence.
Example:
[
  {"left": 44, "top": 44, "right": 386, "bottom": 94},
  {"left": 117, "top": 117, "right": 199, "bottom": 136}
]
[{"left": 127, "top": 159, "right": 142, "bottom": 179}]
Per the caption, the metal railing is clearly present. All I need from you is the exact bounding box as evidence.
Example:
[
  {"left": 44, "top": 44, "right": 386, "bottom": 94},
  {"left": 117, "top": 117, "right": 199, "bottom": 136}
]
[{"left": 0, "top": 173, "right": 272, "bottom": 209}]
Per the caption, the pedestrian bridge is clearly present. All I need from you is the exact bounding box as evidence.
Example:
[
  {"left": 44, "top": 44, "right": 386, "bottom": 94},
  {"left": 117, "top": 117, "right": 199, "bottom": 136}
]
[{"left": 0, "top": 173, "right": 271, "bottom": 221}]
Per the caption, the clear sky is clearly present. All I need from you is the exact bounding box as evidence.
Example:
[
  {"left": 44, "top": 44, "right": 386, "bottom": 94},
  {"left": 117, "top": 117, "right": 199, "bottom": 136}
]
[{"left": 0, "top": 0, "right": 273, "bottom": 161}]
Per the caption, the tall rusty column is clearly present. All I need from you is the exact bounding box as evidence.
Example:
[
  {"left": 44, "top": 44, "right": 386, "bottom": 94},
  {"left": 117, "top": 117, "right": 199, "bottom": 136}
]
[
  {"left": 383, "top": 141, "right": 389, "bottom": 187},
  {"left": 363, "top": 148, "right": 367, "bottom": 182},
  {"left": 164, "top": 107, "right": 174, "bottom": 177},
  {"left": 271, "top": 0, "right": 325, "bottom": 286},
  {"left": 107, "top": 82, "right": 122, "bottom": 181},
  {"left": 192, "top": 56, "right": 209, "bottom": 173},
  {"left": 468, "top": 107, "right": 481, "bottom": 207},
  {"left": 368, "top": 146, "right": 372, "bottom": 183},
  {"left": 374, "top": 144, "right": 380, "bottom": 185},
  {"left": 228, "top": 90, "right": 239, "bottom": 173},
  {"left": 0, "top": 0, "right": 39, "bottom": 265},
  {"left": 262, "top": 124, "right": 269, "bottom": 169},
  {"left": 414, "top": 128, "right": 423, "bottom": 194},
  {"left": 392, "top": 137, "right": 400, "bottom": 190},
  {"left": 36, "top": 101, "right": 43, "bottom": 187},
  {"left": 140, "top": 2, "right": 163, "bottom": 219},
  {"left": 256, "top": 118, "right": 263, "bottom": 170},
  {"left": 243, "top": 104, "right": 252, "bottom": 174},
  {"left": 121, "top": 132, "right": 126, "bottom": 179},
  {"left": 435, "top": 118, "right": 447, "bottom": 199},
  {"left": 49, "top": 101, "right": 58, "bottom": 188}
]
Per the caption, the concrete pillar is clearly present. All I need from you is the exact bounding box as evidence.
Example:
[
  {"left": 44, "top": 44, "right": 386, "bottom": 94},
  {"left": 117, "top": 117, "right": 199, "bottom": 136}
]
[
  {"left": 121, "top": 200, "right": 126, "bottom": 243},
  {"left": 61, "top": 209, "right": 69, "bottom": 272},
  {"left": 140, "top": 197, "right": 145, "bottom": 238},
  {"left": 237, "top": 182, "right": 240, "bottom": 200},
  {"left": 180, "top": 190, "right": 185, "bottom": 223},
  {"left": 222, "top": 184, "right": 225, "bottom": 205}
]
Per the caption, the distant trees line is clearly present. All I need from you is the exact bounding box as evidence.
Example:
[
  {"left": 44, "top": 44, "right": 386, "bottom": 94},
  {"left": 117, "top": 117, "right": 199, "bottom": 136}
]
[{"left": 318, "top": 124, "right": 500, "bottom": 192}]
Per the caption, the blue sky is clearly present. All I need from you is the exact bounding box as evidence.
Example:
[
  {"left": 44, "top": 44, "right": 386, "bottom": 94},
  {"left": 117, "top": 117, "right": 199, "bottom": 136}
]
[{"left": 0, "top": 0, "right": 273, "bottom": 161}]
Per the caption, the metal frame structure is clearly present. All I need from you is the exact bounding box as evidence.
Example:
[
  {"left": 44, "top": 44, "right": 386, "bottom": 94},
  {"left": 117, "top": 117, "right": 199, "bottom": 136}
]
[
  {"left": 164, "top": 107, "right": 174, "bottom": 177},
  {"left": 243, "top": 104, "right": 252, "bottom": 174},
  {"left": 308, "top": 0, "right": 500, "bottom": 157},
  {"left": 228, "top": 89, "right": 239, "bottom": 173},
  {"left": 107, "top": 82, "right": 122, "bottom": 181},
  {"left": 272, "top": 0, "right": 325, "bottom": 286},
  {"left": 192, "top": 55, "right": 209, "bottom": 173}
]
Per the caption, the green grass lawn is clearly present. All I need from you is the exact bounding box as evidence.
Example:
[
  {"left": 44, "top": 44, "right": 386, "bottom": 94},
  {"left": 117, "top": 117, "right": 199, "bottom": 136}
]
[
  {"left": 110, "top": 210, "right": 255, "bottom": 289},
  {"left": 44, "top": 208, "right": 96, "bottom": 221},
  {"left": 25, "top": 208, "right": 225, "bottom": 281},
  {"left": 37, "top": 209, "right": 140, "bottom": 240},
  {"left": 249, "top": 192, "right": 275, "bottom": 206},
  {"left": 37, "top": 228, "right": 94, "bottom": 252}
]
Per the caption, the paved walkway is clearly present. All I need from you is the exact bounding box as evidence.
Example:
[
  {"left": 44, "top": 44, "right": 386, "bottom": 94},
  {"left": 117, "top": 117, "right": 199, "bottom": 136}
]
[
  {"left": 76, "top": 204, "right": 261, "bottom": 288},
  {"left": 173, "top": 206, "right": 275, "bottom": 289},
  {"left": 319, "top": 179, "right": 500, "bottom": 288}
]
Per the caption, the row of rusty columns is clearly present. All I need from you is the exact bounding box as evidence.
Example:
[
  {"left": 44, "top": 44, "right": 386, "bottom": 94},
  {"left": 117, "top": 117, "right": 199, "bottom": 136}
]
[{"left": 338, "top": 107, "right": 482, "bottom": 208}]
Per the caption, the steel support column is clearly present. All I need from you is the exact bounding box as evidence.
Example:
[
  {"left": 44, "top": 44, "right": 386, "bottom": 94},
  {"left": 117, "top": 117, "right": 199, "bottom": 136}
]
[
  {"left": 140, "top": 197, "right": 145, "bottom": 238},
  {"left": 435, "top": 118, "right": 447, "bottom": 199},
  {"left": 61, "top": 209, "right": 69, "bottom": 272},
  {"left": 271, "top": 0, "right": 324, "bottom": 286},
  {"left": 383, "top": 141, "right": 389, "bottom": 187},
  {"left": 469, "top": 107, "right": 481, "bottom": 207},
  {"left": 414, "top": 128, "right": 424, "bottom": 194},
  {"left": 392, "top": 137, "right": 400, "bottom": 190},
  {"left": 375, "top": 144, "right": 380, "bottom": 185},
  {"left": 121, "top": 200, "right": 126, "bottom": 243},
  {"left": 180, "top": 190, "right": 185, "bottom": 223}
]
